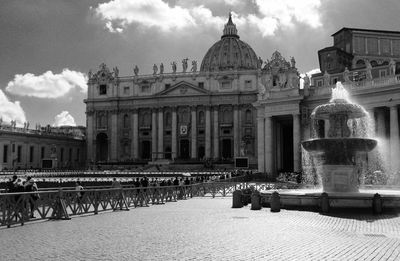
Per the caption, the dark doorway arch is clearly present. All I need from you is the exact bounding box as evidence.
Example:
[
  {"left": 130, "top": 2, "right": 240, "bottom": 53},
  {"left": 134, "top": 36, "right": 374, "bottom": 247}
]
[
  {"left": 165, "top": 146, "right": 172, "bottom": 159},
  {"left": 222, "top": 139, "right": 232, "bottom": 159},
  {"left": 141, "top": 140, "right": 151, "bottom": 159},
  {"left": 96, "top": 133, "right": 108, "bottom": 162},
  {"left": 198, "top": 146, "right": 205, "bottom": 160},
  {"left": 179, "top": 139, "right": 190, "bottom": 159}
]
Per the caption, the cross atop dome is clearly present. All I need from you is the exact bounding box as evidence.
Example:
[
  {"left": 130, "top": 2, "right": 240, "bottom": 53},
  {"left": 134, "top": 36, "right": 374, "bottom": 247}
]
[{"left": 222, "top": 12, "right": 239, "bottom": 39}]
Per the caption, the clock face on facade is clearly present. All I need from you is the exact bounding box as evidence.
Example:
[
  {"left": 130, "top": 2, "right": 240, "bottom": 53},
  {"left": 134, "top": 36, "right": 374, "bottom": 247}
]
[{"left": 180, "top": 125, "right": 188, "bottom": 135}]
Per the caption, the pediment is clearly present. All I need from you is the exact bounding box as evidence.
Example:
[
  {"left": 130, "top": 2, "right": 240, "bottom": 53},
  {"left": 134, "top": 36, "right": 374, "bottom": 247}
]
[{"left": 157, "top": 81, "right": 210, "bottom": 96}]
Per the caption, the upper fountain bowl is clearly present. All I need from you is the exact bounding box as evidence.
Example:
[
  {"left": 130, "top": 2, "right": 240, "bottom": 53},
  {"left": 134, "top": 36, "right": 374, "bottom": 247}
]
[{"left": 311, "top": 99, "right": 367, "bottom": 120}]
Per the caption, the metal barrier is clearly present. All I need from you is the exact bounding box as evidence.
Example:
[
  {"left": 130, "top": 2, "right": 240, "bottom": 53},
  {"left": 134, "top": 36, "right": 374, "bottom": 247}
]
[{"left": 0, "top": 180, "right": 296, "bottom": 228}]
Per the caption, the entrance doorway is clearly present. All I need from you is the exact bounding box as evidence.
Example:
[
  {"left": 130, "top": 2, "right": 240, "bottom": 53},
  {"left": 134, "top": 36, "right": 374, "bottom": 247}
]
[
  {"left": 141, "top": 140, "right": 151, "bottom": 159},
  {"left": 165, "top": 147, "right": 172, "bottom": 159},
  {"left": 198, "top": 146, "right": 205, "bottom": 160},
  {"left": 96, "top": 133, "right": 108, "bottom": 162},
  {"left": 274, "top": 116, "right": 293, "bottom": 173},
  {"left": 221, "top": 139, "right": 232, "bottom": 159},
  {"left": 179, "top": 139, "right": 190, "bottom": 159}
]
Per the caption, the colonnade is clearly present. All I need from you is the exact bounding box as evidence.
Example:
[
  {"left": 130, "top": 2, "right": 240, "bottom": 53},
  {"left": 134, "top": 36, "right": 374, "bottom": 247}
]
[
  {"left": 257, "top": 113, "right": 302, "bottom": 175},
  {"left": 368, "top": 105, "right": 400, "bottom": 173},
  {"left": 99, "top": 105, "right": 246, "bottom": 162}
]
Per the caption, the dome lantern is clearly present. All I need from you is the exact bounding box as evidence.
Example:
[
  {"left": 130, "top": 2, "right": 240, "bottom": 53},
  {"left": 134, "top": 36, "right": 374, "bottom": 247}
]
[{"left": 222, "top": 12, "right": 239, "bottom": 39}]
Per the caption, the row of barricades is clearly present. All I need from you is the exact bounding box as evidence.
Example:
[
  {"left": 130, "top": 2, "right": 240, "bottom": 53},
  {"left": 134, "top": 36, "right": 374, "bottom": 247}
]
[{"left": 0, "top": 182, "right": 251, "bottom": 228}]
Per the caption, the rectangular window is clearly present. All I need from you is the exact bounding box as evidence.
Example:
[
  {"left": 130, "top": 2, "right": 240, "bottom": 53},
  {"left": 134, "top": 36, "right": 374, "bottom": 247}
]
[
  {"left": 141, "top": 85, "right": 150, "bottom": 93},
  {"left": 379, "top": 69, "right": 387, "bottom": 78},
  {"left": 17, "top": 146, "right": 22, "bottom": 163},
  {"left": 317, "top": 80, "right": 323, "bottom": 87},
  {"left": 198, "top": 82, "right": 204, "bottom": 88},
  {"left": 3, "top": 145, "right": 8, "bottom": 163},
  {"left": 29, "top": 146, "right": 34, "bottom": 163},
  {"left": 123, "top": 86, "right": 129, "bottom": 95},
  {"left": 165, "top": 84, "right": 171, "bottom": 89},
  {"left": 221, "top": 81, "right": 231, "bottom": 89},
  {"left": 60, "top": 148, "right": 64, "bottom": 162},
  {"left": 245, "top": 80, "right": 252, "bottom": 89},
  {"left": 99, "top": 84, "right": 107, "bottom": 95},
  {"left": 41, "top": 147, "right": 45, "bottom": 159}
]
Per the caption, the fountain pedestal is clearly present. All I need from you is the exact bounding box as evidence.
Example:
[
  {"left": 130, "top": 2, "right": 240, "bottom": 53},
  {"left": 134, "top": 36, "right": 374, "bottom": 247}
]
[{"left": 318, "top": 165, "right": 358, "bottom": 193}]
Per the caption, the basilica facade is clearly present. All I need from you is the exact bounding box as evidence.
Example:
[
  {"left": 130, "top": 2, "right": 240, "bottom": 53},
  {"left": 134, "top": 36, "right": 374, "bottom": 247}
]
[{"left": 86, "top": 17, "right": 400, "bottom": 176}]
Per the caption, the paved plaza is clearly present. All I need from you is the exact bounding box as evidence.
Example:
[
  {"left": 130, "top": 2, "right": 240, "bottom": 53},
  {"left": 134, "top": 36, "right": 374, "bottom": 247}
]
[{"left": 1, "top": 197, "right": 400, "bottom": 261}]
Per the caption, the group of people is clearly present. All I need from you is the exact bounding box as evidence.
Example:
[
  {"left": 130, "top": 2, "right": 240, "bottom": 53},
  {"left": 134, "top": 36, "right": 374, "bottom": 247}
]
[{"left": 5, "top": 175, "right": 40, "bottom": 218}]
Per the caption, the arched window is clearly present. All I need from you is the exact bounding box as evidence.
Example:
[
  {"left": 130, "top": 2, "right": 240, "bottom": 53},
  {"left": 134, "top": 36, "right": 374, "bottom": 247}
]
[
  {"left": 123, "top": 114, "right": 129, "bottom": 129},
  {"left": 198, "top": 111, "right": 205, "bottom": 125},
  {"left": 245, "top": 109, "right": 252, "bottom": 123},
  {"left": 356, "top": 59, "right": 365, "bottom": 68},
  {"left": 165, "top": 112, "right": 171, "bottom": 127}
]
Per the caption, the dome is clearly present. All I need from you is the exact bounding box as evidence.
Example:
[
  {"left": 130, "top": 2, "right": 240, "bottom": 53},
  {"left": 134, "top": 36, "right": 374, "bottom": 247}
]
[{"left": 200, "top": 14, "right": 259, "bottom": 72}]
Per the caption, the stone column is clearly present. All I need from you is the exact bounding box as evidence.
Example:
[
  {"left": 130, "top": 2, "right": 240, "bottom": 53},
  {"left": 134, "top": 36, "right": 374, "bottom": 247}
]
[
  {"left": 367, "top": 108, "right": 375, "bottom": 137},
  {"left": 376, "top": 108, "right": 386, "bottom": 138},
  {"left": 191, "top": 106, "right": 197, "bottom": 159},
  {"left": 132, "top": 109, "right": 139, "bottom": 160},
  {"left": 390, "top": 105, "right": 399, "bottom": 173},
  {"left": 213, "top": 106, "right": 219, "bottom": 159},
  {"left": 324, "top": 119, "right": 330, "bottom": 138},
  {"left": 151, "top": 108, "right": 157, "bottom": 161},
  {"left": 86, "top": 111, "right": 94, "bottom": 164},
  {"left": 110, "top": 111, "right": 118, "bottom": 161},
  {"left": 172, "top": 107, "right": 177, "bottom": 160},
  {"left": 158, "top": 108, "right": 164, "bottom": 159},
  {"left": 205, "top": 106, "right": 211, "bottom": 158},
  {"left": 293, "top": 113, "right": 301, "bottom": 173},
  {"left": 233, "top": 105, "right": 239, "bottom": 157},
  {"left": 257, "top": 116, "right": 265, "bottom": 173},
  {"left": 264, "top": 116, "right": 273, "bottom": 175}
]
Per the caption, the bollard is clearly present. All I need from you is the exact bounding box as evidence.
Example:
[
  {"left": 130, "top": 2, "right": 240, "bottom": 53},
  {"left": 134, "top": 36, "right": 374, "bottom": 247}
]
[
  {"left": 270, "top": 191, "right": 280, "bottom": 212},
  {"left": 372, "top": 193, "right": 382, "bottom": 214},
  {"left": 232, "top": 190, "right": 243, "bottom": 208},
  {"left": 320, "top": 192, "right": 329, "bottom": 213},
  {"left": 251, "top": 190, "right": 261, "bottom": 210}
]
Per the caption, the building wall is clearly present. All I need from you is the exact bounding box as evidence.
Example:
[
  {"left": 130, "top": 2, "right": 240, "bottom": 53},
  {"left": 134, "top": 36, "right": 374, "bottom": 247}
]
[{"left": 0, "top": 130, "right": 86, "bottom": 170}]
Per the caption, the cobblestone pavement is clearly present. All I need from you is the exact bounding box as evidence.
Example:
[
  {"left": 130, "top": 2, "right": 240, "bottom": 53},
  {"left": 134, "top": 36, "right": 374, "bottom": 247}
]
[{"left": 1, "top": 198, "right": 400, "bottom": 261}]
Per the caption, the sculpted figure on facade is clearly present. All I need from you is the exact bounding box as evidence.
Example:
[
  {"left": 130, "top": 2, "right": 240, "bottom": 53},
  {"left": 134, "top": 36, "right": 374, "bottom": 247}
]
[
  {"left": 171, "top": 61, "right": 177, "bottom": 73},
  {"left": 153, "top": 64, "right": 158, "bottom": 75},
  {"left": 182, "top": 58, "right": 188, "bottom": 72},
  {"left": 365, "top": 60, "right": 372, "bottom": 80},
  {"left": 323, "top": 71, "right": 330, "bottom": 86},
  {"left": 343, "top": 67, "right": 350, "bottom": 82},
  {"left": 303, "top": 74, "right": 310, "bottom": 88},
  {"left": 191, "top": 60, "right": 197, "bottom": 72},
  {"left": 257, "top": 57, "right": 263, "bottom": 69},
  {"left": 279, "top": 73, "right": 287, "bottom": 88},
  {"left": 134, "top": 65, "right": 139, "bottom": 76},
  {"left": 290, "top": 56, "right": 296, "bottom": 68},
  {"left": 113, "top": 66, "right": 119, "bottom": 78},
  {"left": 88, "top": 70, "right": 92, "bottom": 80},
  {"left": 389, "top": 58, "right": 396, "bottom": 75},
  {"left": 258, "top": 82, "right": 266, "bottom": 100},
  {"left": 160, "top": 63, "right": 164, "bottom": 74}
]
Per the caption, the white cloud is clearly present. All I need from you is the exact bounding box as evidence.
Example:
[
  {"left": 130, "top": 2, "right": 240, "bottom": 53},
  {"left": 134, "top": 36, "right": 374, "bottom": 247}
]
[
  {"left": 53, "top": 111, "right": 76, "bottom": 127},
  {"left": 95, "top": 0, "right": 196, "bottom": 32},
  {"left": 95, "top": 0, "right": 323, "bottom": 37},
  {"left": 6, "top": 69, "right": 87, "bottom": 99},
  {"left": 0, "top": 90, "right": 26, "bottom": 127}
]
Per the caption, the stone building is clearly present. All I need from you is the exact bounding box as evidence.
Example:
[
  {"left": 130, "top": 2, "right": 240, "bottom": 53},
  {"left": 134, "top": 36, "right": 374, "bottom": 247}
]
[
  {"left": 0, "top": 124, "right": 86, "bottom": 170},
  {"left": 86, "top": 14, "right": 265, "bottom": 167},
  {"left": 86, "top": 17, "right": 400, "bottom": 175}
]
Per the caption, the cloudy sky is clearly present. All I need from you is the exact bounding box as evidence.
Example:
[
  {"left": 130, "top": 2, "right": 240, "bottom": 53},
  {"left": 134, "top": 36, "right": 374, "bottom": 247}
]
[{"left": 1, "top": 0, "right": 400, "bottom": 127}]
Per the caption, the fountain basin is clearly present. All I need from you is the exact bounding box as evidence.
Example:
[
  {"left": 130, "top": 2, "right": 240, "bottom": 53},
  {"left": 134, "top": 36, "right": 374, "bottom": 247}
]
[
  {"left": 302, "top": 138, "right": 377, "bottom": 153},
  {"left": 260, "top": 189, "right": 400, "bottom": 210}
]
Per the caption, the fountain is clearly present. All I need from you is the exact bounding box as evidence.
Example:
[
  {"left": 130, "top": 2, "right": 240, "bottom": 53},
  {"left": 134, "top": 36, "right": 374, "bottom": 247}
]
[
  {"left": 302, "top": 82, "right": 377, "bottom": 193},
  {"left": 259, "top": 82, "right": 400, "bottom": 212}
]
